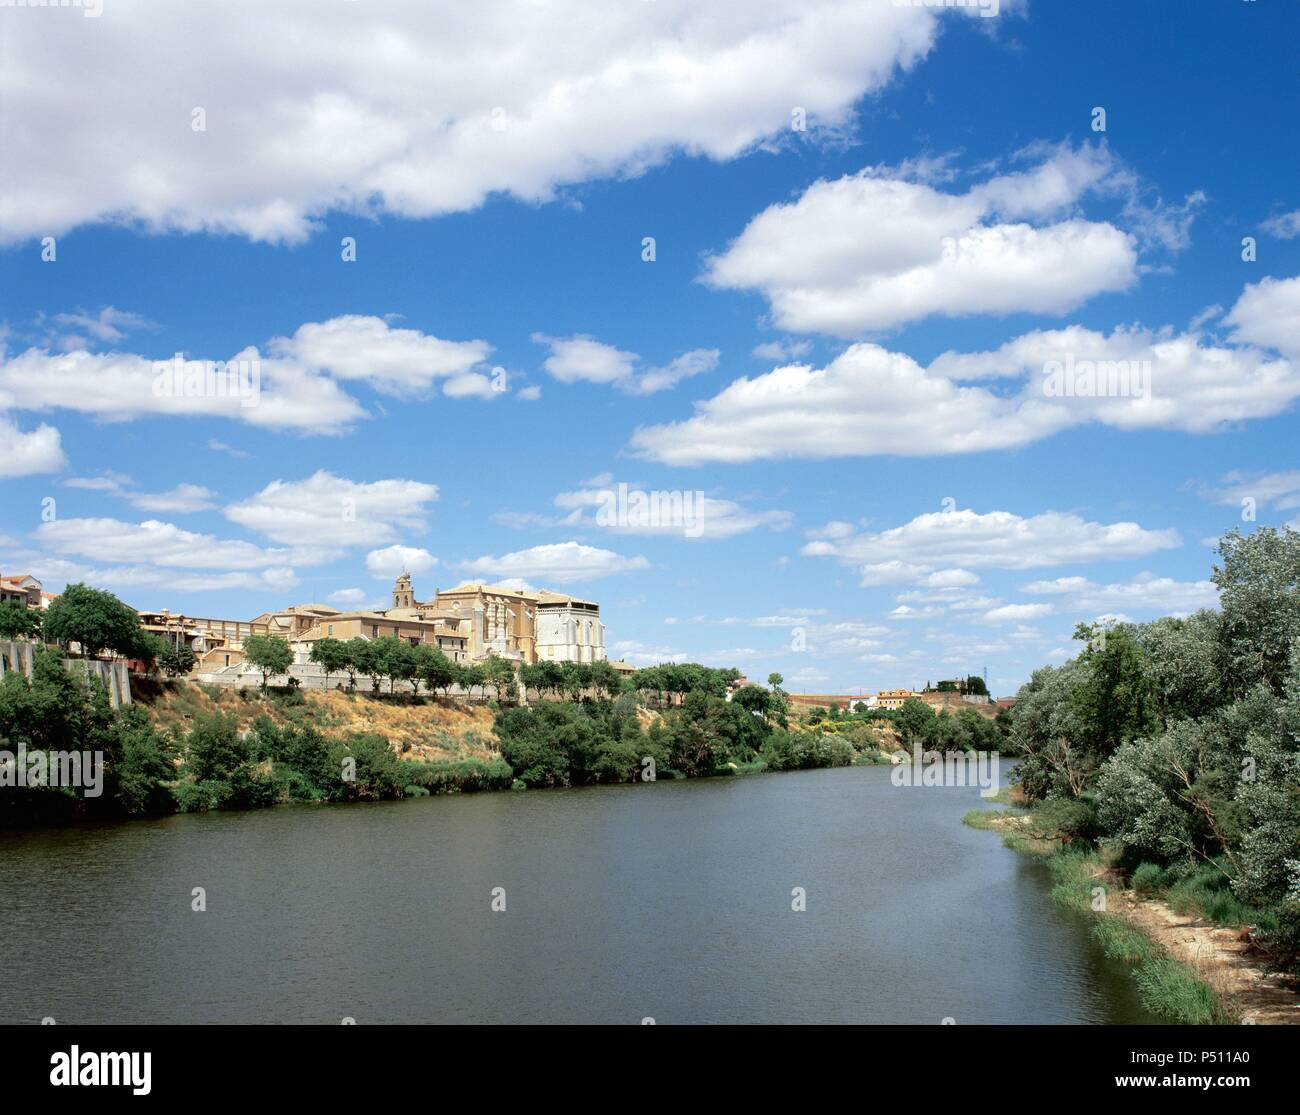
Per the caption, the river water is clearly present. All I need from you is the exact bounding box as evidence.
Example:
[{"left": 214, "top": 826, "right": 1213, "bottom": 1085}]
[{"left": 0, "top": 765, "right": 1155, "bottom": 1024}]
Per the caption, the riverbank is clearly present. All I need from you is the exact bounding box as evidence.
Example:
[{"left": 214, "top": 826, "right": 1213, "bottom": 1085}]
[
  {"left": 3, "top": 657, "right": 909, "bottom": 826},
  {"left": 964, "top": 795, "right": 1300, "bottom": 1025}
]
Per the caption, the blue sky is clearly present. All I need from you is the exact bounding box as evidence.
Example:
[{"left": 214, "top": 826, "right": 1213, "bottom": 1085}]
[{"left": 1, "top": 0, "right": 1298, "bottom": 695}]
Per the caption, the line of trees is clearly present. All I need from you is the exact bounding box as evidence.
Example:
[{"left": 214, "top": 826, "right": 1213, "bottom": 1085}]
[
  {"left": 519, "top": 659, "right": 622, "bottom": 700},
  {"left": 625, "top": 663, "right": 742, "bottom": 705},
  {"left": 492, "top": 665, "right": 886, "bottom": 787},
  {"left": 1006, "top": 527, "right": 1300, "bottom": 975},
  {"left": 304, "top": 635, "right": 519, "bottom": 700}
]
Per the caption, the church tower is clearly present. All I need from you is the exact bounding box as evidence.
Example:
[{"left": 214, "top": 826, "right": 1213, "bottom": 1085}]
[{"left": 392, "top": 572, "right": 414, "bottom": 610}]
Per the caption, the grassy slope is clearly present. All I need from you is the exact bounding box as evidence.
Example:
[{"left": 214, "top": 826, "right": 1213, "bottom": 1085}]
[{"left": 133, "top": 679, "right": 500, "bottom": 764}]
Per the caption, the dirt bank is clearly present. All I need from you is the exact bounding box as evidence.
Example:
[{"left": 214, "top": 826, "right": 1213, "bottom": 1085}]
[
  {"left": 135, "top": 680, "right": 499, "bottom": 764},
  {"left": 977, "top": 810, "right": 1298, "bottom": 1024},
  {"left": 1118, "top": 893, "right": 1299, "bottom": 1026}
]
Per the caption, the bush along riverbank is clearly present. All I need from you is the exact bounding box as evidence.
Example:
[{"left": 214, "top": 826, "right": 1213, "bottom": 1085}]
[
  {"left": 1, "top": 646, "right": 923, "bottom": 826},
  {"left": 965, "top": 793, "right": 1254, "bottom": 1024},
  {"left": 967, "top": 526, "right": 1300, "bottom": 1024}
]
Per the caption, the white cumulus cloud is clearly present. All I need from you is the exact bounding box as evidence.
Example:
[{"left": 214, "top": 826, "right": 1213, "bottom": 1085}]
[
  {"left": 462, "top": 541, "right": 649, "bottom": 585},
  {"left": 701, "top": 142, "right": 1140, "bottom": 335},
  {"left": 1, "top": 0, "right": 946, "bottom": 244},
  {"left": 224, "top": 471, "right": 439, "bottom": 548},
  {"left": 803, "top": 508, "right": 1180, "bottom": 573},
  {"left": 630, "top": 276, "right": 1300, "bottom": 465},
  {"left": 366, "top": 545, "right": 437, "bottom": 579}
]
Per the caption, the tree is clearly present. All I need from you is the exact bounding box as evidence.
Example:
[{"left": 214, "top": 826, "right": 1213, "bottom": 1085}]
[
  {"left": 588, "top": 659, "right": 621, "bottom": 699},
  {"left": 42, "top": 583, "right": 142, "bottom": 659},
  {"left": 520, "top": 662, "right": 545, "bottom": 701},
  {"left": 341, "top": 637, "right": 368, "bottom": 690},
  {"left": 558, "top": 660, "right": 591, "bottom": 700},
  {"left": 1214, "top": 526, "right": 1300, "bottom": 696},
  {"left": 184, "top": 711, "right": 250, "bottom": 782},
  {"left": 129, "top": 629, "right": 165, "bottom": 672},
  {"left": 964, "top": 674, "right": 989, "bottom": 697},
  {"left": 484, "top": 654, "right": 518, "bottom": 703},
  {"left": 1068, "top": 622, "right": 1158, "bottom": 760},
  {"left": 521, "top": 661, "right": 566, "bottom": 701},
  {"left": 309, "top": 636, "right": 349, "bottom": 689},
  {"left": 415, "top": 644, "right": 456, "bottom": 697},
  {"left": 1137, "top": 612, "right": 1223, "bottom": 725},
  {"left": 243, "top": 633, "right": 293, "bottom": 691},
  {"left": 0, "top": 600, "right": 40, "bottom": 641},
  {"left": 731, "top": 684, "right": 771, "bottom": 722},
  {"left": 157, "top": 640, "right": 196, "bottom": 677},
  {"left": 767, "top": 672, "right": 784, "bottom": 691},
  {"left": 896, "top": 698, "right": 935, "bottom": 745},
  {"left": 351, "top": 639, "right": 384, "bottom": 692},
  {"left": 458, "top": 662, "right": 487, "bottom": 700},
  {"left": 372, "top": 636, "right": 417, "bottom": 694}
]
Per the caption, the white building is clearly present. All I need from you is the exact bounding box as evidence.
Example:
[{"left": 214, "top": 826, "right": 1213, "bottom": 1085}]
[{"left": 534, "top": 591, "right": 606, "bottom": 663}]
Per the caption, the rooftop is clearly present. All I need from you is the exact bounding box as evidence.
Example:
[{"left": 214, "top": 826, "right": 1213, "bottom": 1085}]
[{"left": 438, "top": 582, "right": 542, "bottom": 600}]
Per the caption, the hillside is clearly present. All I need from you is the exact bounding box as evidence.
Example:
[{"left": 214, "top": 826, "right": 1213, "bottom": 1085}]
[{"left": 134, "top": 680, "right": 500, "bottom": 764}]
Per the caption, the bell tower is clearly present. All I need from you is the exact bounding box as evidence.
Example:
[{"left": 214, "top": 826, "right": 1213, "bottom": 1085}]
[{"left": 392, "top": 572, "right": 414, "bottom": 610}]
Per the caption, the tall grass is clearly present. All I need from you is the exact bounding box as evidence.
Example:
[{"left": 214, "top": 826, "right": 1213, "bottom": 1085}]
[
  {"left": 1133, "top": 956, "right": 1236, "bottom": 1025},
  {"left": 1046, "top": 847, "right": 1105, "bottom": 912},
  {"left": 1092, "top": 914, "right": 1160, "bottom": 963},
  {"left": 961, "top": 808, "right": 1003, "bottom": 830},
  {"left": 1166, "top": 863, "right": 1260, "bottom": 926},
  {"left": 967, "top": 799, "right": 1244, "bottom": 1024}
]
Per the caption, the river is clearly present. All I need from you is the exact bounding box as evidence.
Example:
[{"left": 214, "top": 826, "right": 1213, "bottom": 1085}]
[{"left": 0, "top": 765, "right": 1155, "bottom": 1024}]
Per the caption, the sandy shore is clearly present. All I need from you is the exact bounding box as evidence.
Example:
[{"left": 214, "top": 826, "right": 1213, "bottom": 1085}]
[{"left": 1117, "top": 892, "right": 1299, "bottom": 1026}]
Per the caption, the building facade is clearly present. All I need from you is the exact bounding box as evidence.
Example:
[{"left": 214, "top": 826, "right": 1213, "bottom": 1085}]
[
  {"left": 126, "top": 572, "right": 606, "bottom": 677},
  {"left": 534, "top": 591, "right": 605, "bottom": 663},
  {"left": 0, "top": 574, "right": 44, "bottom": 609},
  {"left": 875, "top": 688, "right": 921, "bottom": 710},
  {"left": 293, "top": 609, "right": 469, "bottom": 663},
  {"left": 372, "top": 576, "right": 612, "bottom": 666}
]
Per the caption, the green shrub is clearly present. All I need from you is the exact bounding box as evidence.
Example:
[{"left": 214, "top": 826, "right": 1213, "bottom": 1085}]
[
  {"left": 1262, "top": 899, "right": 1300, "bottom": 977},
  {"left": 400, "top": 757, "right": 515, "bottom": 794},
  {"left": 1131, "top": 862, "right": 1165, "bottom": 895},
  {"left": 1029, "top": 794, "right": 1102, "bottom": 843},
  {"left": 1166, "top": 862, "right": 1258, "bottom": 926},
  {"left": 173, "top": 779, "right": 231, "bottom": 813}
]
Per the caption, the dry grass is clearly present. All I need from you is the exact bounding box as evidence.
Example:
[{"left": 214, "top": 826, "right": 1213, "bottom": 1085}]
[
  {"left": 315, "top": 690, "right": 497, "bottom": 762},
  {"left": 138, "top": 681, "right": 499, "bottom": 763}
]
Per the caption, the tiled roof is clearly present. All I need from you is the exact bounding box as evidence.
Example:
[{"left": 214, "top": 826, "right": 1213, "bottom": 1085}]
[{"left": 439, "top": 582, "right": 541, "bottom": 599}]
